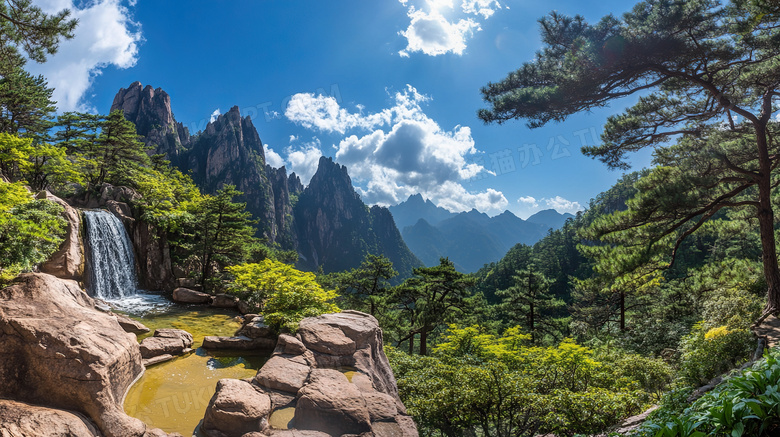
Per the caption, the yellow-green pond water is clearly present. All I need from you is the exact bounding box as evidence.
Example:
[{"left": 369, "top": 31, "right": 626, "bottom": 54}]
[{"left": 122, "top": 304, "right": 270, "bottom": 437}]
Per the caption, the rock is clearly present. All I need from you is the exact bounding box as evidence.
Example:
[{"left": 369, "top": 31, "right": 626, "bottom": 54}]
[
  {"left": 200, "top": 311, "right": 417, "bottom": 436},
  {"left": 298, "top": 321, "right": 356, "bottom": 356},
  {"left": 275, "top": 334, "right": 307, "bottom": 355},
  {"left": 0, "top": 399, "right": 100, "bottom": 436},
  {"left": 37, "top": 191, "right": 84, "bottom": 281},
  {"left": 294, "top": 369, "right": 371, "bottom": 436},
  {"left": 254, "top": 356, "right": 311, "bottom": 394},
  {"left": 362, "top": 391, "right": 398, "bottom": 421},
  {"left": 212, "top": 293, "right": 238, "bottom": 309},
  {"left": 202, "top": 335, "right": 276, "bottom": 351},
  {"left": 202, "top": 379, "right": 271, "bottom": 437},
  {"left": 237, "top": 316, "right": 274, "bottom": 339},
  {"left": 142, "top": 354, "right": 174, "bottom": 367},
  {"left": 0, "top": 273, "right": 147, "bottom": 437},
  {"left": 139, "top": 329, "right": 193, "bottom": 359},
  {"left": 114, "top": 313, "right": 150, "bottom": 334},
  {"left": 172, "top": 287, "right": 211, "bottom": 304},
  {"left": 614, "top": 406, "right": 659, "bottom": 435},
  {"left": 154, "top": 328, "right": 194, "bottom": 347},
  {"left": 237, "top": 300, "right": 251, "bottom": 315},
  {"left": 268, "top": 431, "right": 330, "bottom": 437}
]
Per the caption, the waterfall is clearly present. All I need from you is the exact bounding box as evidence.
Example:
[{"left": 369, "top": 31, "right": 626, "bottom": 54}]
[{"left": 84, "top": 210, "right": 138, "bottom": 300}]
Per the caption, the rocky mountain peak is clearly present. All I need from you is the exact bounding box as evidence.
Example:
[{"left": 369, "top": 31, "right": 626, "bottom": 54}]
[{"left": 111, "top": 81, "right": 189, "bottom": 162}]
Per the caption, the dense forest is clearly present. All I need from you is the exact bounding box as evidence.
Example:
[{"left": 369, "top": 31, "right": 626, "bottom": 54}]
[{"left": 4, "top": 0, "right": 780, "bottom": 436}]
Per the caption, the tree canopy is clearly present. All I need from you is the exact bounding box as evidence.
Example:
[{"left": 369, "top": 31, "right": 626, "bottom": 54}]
[{"left": 479, "top": 0, "right": 780, "bottom": 320}]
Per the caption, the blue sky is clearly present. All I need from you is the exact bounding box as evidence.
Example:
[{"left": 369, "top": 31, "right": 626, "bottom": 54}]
[{"left": 28, "top": 0, "right": 653, "bottom": 218}]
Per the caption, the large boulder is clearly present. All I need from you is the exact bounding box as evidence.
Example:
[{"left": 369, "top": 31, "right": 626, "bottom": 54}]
[
  {"left": 202, "top": 311, "right": 418, "bottom": 436},
  {"left": 172, "top": 287, "right": 211, "bottom": 304},
  {"left": 0, "top": 399, "right": 100, "bottom": 437},
  {"left": 294, "top": 369, "right": 371, "bottom": 436},
  {"left": 0, "top": 273, "right": 157, "bottom": 437},
  {"left": 37, "top": 191, "right": 84, "bottom": 281},
  {"left": 201, "top": 379, "right": 272, "bottom": 437},
  {"left": 139, "top": 328, "right": 193, "bottom": 359}
]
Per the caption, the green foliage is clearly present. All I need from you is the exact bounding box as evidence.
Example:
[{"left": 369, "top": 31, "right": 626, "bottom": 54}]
[
  {"left": 496, "top": 264, "right": 564, "bottom": 343},
  {"left": 187, "top": 185, "right": 258, "bottom": 289},
  {"left": 390, "top": 258, "right": 477, "bottom": 355},
  {"left": 0, "top": 0, "right": 77, "bottom": 69},
  {"left": 0, "top": 180, "right": 65, "bottom": 284},
  {"left": 226, "top": 259, "right": 339, "bottom": 331},
  {"left": 678, "top": 322, "right": 755, "bottom": 387},
  {"left": 390, "top": 327, "right": 664, "bottom": 437},
  {"left": 639, "top": 349, "right": 780, "bottom": 437},
  {"left": 0, "top": 64, "right": 55, "bottom": 139},
  {"left": 320, "top": 253, "right": 397, "bottom": 316}
]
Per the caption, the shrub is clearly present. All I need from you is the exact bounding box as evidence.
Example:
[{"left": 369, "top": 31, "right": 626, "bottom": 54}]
[
  {"left": 0, "top": 181, "right": 66, "bottom": 284},
  {"left": 226, "top": 259, "right": 339, "bottom": 331},
  {"left": 678, "top": 321, "right": 754, "bottom": 387},
  {"left": 638, "top": 349, "right": 780, "bottom": 437}
]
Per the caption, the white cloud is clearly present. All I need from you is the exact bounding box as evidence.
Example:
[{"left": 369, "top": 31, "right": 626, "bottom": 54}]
[
  {"left": 286, "top": 139, "right": 324, "bottom": 185},
  {"left": 399, "top": 9, "right": 479, "bottom": 57},
  {"left": 27, "top": 0, "right": 142, "bottom": 112},
  {"left": 285, "top": 93, "right": 391, "bottom": 134},
  {"left": 264, "top": 144, "right": 286, "bottom": 168},
  {"left": 397, "top": 0, "right": 503, "bottom": 57},
  {"left": 209, "top": 108, "right": 221, "bottom": 123},
  {"left": 518, "top": 196, "right": 539, "bottom": 208},
  {"left": 461, "top": 0, "right": 502, "bottom": 18},
  {"left": 515, "top": 195, "right": 582, "bottom": 218},
  {"left": 286, "top": 84, "right": 504, "bottom": 213},
  {"left": 544, "top": 196, "right": 583, "bottom": 214}
]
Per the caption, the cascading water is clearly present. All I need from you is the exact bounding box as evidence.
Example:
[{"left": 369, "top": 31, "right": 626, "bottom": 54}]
[
  {"left": 84, "top": 210, "right": 172, "bottom": 315},
  {"left": 84, "top": 210, "right": 138, "bottom": 300}
]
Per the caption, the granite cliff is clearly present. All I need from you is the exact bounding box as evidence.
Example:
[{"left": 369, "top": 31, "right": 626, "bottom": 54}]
[{"left": 111, "top": 82, "right": 419, "bottom": 277}]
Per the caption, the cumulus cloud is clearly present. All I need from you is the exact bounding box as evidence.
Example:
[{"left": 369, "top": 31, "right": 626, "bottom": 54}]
[
  {"left": 27, "top": 0, "right": 142, "bottom": 112},
  {"left": 263, "top": 144, "right": 286, "bottom": 168},
  {"left": 516, "top": 195, "right": 583, "bottom": 218},
  {"left": 285, "top": 84, "right": 506, "bottom": 213},
  {"left": 285, "top": 93, "right": 392, "bottom": 134},
  {"left": 461, "top": 0, "right": 502, "bottom": 18},
  {"left": 544, "top": 196, "right": 583, "bottom": 214},
  {"left": 286, "top": 139, "right": 324, "bottom": 185},
  {"left": 209, "top": 109, "right": 221, "bottom": 123},
  {"left": 397, "top": 0, "right": 503, "bottom": 57},
  {"left": 517, "top": 196, "right": 539, "bottom": 208}
]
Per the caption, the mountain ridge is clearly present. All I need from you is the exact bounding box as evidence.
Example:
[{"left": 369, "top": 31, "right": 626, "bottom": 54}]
[{"left": 112, "top": 82, "right": 421, "bottom": 277}]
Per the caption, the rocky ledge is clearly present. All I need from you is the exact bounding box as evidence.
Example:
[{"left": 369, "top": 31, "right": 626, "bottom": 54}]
[
  {"left": 0, "top": 273, "right": 177, "bottom": 437},
  {"left": 201, "top": 310, "right": 418, "bottom": 437}
]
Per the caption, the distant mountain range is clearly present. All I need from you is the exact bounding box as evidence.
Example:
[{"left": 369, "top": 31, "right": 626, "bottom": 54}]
[{"left": 389, "top": 195, "right": 573, "bottom": 272}]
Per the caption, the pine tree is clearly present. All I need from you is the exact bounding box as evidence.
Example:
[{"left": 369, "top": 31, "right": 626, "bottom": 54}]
[
  {"left": 392, "top": 258, "right": 476, "bottom": 355},
  {"left": 479, "top": 0, "right": 780, "bottom": 320},
  {"left": 192, "top": 185, "right": 258, "bottom": 290},
  {"left": 0, "top": 0, "right": 77, "bottom": 72},
  {"left": 496, "top": 264, "right": 562, "bottom": 343},
  {"left": 0, "top": 63, "right": 55, "bottom": 140}
]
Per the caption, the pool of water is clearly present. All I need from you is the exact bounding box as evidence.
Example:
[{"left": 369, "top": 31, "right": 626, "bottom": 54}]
[{"left": 121, "top": 297, "right": 271, "bottom": 437}]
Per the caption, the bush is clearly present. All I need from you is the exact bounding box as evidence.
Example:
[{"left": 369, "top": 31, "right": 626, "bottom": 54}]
[
  {"left": 638, "top": 349, "right": 780, "bottom": 437},
  {"left": 226, "top": 259, "right": 339, "bottom": 331},
  {"left": 678, "top": 322, "right": 755, "bottom": 387},
  {"left": 0, "top": 181, "right": 66, "bottom": 284},
  {"left": 389, "top": 326, "right": 657, "bottom": 437}
]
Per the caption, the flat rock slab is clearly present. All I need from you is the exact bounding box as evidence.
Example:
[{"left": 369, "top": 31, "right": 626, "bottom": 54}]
[
  {"left": 202, "top": 335, "right": 276, "bottom": 350},
  {"left": 114, "top": 313, "right": 150, "bottom": 335}
]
